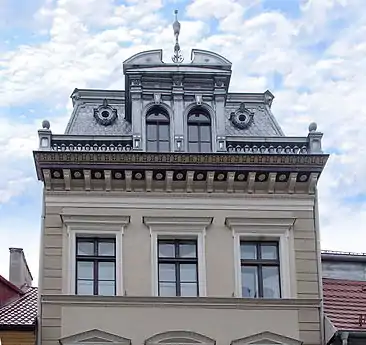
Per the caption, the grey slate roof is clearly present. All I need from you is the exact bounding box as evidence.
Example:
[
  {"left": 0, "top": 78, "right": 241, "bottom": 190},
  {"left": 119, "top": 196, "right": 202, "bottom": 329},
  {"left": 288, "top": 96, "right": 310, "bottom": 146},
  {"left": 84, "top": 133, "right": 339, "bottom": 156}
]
[
  {"left": 66, "top": 103, "right": 131, "bottom": 136},
  {"left": 0, "top": 287, "right": 38, "bottom": 327}
]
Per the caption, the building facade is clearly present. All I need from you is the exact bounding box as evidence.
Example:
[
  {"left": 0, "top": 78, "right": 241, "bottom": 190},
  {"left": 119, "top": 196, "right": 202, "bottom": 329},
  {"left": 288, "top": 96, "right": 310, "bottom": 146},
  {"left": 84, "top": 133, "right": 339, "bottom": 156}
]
[{"left": 34, "top": 16, "right": 329, "bottom": 345}]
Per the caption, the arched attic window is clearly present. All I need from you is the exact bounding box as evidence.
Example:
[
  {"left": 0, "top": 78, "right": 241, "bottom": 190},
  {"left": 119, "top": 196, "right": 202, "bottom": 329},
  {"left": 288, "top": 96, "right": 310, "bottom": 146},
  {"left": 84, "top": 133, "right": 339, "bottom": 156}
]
[
  {"left": 187, "top": 108, "right": 212, "bottom": 153},
  {"left": 146, "top": 106, "right": 170, "bottom": 152}
]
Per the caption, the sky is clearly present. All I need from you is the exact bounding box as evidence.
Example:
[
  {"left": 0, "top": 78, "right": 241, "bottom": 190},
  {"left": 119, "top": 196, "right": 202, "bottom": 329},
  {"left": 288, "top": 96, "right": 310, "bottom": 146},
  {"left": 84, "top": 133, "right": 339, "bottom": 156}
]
[{"left": 0, "top": 0, "right": 366, "bottom": 285}]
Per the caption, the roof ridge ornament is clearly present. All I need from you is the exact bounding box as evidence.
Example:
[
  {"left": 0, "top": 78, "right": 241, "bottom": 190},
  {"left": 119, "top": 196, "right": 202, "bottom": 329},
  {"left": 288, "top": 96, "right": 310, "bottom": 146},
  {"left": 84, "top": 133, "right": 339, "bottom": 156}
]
[{"left": 172, "top": 10, "right": 184, "bottom": 64}]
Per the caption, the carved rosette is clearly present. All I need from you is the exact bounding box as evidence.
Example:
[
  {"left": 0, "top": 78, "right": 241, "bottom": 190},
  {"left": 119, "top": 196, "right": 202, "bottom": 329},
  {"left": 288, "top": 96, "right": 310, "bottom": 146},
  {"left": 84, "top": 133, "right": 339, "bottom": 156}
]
[
  {"left": 93, "top": 99, "right": 118, "bottom": 126},
  {"left": 229, "top": 103, "right": 254, "bottom": 130}
]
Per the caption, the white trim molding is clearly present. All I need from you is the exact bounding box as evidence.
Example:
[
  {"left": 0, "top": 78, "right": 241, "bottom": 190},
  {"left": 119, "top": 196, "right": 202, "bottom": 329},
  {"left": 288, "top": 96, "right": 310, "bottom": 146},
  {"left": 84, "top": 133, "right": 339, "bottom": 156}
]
[
  {"left": 61, "top": 210, "right": 130, "bottom": 296},
  {"left": 225, "top": 217, "right": 296, "bottom": 299},
  {"left": 143, "top": 216, "right": 213, "bottom": 297},
  {"left": 231, "top": 331, "right": 302, "bottom": 345}
]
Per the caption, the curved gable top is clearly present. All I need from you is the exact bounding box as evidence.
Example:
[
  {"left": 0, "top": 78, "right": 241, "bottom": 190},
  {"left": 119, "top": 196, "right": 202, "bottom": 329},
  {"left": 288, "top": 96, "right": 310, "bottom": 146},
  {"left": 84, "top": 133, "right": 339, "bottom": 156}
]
[
  {"left": 145, "top": 331, "right": 216, "bottom": 345},
  {"left": 123, "top": 50, "right": 164, "bottom": 67},
  {"left": 231, "top": 331, "right": 303, "bottom": 345},
  {"left": 190, "top": 49, "right": 232, "bottom": 67},
  {"left": 60, "top": 329, "right": 131, "bottom": 345}
]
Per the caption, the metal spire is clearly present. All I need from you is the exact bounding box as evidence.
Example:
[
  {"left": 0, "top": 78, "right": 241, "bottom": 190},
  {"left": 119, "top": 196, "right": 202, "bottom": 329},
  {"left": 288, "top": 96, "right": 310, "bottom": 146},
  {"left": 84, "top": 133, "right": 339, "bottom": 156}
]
[{"left": 172, "top": 10, "right": 184, "bottom": 63}]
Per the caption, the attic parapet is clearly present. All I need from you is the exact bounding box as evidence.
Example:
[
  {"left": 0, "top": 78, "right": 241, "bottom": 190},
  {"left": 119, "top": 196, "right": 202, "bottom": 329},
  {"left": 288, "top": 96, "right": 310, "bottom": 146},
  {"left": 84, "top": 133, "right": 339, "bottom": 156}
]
[{"left": 226, "top": 123, "right": 324, "bottom": 155}]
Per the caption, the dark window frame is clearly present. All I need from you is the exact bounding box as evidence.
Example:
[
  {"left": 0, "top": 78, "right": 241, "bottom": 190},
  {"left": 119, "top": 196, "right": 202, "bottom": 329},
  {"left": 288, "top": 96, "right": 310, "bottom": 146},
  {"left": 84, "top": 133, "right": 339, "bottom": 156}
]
[
  {"left": 146, "top": 107, "right": 170, "bottom": 152},
  {"left": 187, "top": 109, "right": 212, "bottom": 153},
  {"left": 157, "top": 239, "right": 199, "bottom": 297},
  {"left": 75, "top": 237, "right": 116, "bottom": 296},
  {"left": 240, "top": 241, "right": 281, "bottom": 298}
]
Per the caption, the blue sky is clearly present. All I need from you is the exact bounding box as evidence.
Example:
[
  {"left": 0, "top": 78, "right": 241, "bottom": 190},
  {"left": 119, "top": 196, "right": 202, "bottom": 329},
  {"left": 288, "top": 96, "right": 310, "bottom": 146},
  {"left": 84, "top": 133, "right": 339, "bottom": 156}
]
[{"left": 1, "top": 0, "right": 366, "bottom": 284}]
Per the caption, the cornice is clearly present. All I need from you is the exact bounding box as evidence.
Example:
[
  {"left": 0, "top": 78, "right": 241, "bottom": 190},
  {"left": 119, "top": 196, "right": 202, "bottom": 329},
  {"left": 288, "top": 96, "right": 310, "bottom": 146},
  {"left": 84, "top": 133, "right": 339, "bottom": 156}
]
[{"left": 41, "top": 294, "right": 321, "bottom": 310}]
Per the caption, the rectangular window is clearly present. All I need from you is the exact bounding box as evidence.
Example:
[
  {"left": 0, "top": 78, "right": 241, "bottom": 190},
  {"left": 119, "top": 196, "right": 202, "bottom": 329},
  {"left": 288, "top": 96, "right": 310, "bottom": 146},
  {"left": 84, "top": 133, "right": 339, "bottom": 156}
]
[
  {"left": 158, "top": 239, "right": 199, "bottom": 297},
  {"left": 240, "top": 241, "right": 281, "bottom": 298},
  {"left": 76, "top": 237, "right": 116, "bottom": 296}
]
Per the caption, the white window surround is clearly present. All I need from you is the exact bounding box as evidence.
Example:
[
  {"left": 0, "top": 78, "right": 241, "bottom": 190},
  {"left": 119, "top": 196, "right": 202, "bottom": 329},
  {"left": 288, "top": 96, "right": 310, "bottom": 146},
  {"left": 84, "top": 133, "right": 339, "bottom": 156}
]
[
  {"left": 61, "top": 213, "right": 130, "bottom": 296},
  {"left": 143, "top": 216, "right": 213, "bottom": 297},
  {"left": 145, "top": 331, "right": 216, "bottom": 345},
  {"left": 225, "top": 217, "right": 296, "bottom": 299}
]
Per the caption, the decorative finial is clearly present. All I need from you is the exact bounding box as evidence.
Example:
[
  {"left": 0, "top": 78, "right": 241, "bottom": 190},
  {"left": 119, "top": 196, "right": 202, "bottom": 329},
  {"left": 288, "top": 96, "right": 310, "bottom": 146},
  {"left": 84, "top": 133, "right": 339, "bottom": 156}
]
[
  {"left": 308, "top": 122, "right": 317, "bottom": 132},
  {"left": 42, "top": 119, "right": 50, "bottom": 130},
  {"left": 172, "top": 10, "right": 184, "bottom": 63}
]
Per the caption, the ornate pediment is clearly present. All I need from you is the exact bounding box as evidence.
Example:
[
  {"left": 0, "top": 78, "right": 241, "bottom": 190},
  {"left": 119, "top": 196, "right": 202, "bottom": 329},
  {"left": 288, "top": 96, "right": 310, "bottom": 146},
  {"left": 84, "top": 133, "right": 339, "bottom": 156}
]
[
  {"left": 231, "top": 331, "right": 302, "bottom": 345},
  {"left": 60, "top": 329, "right": 131, "bottom": 345}
]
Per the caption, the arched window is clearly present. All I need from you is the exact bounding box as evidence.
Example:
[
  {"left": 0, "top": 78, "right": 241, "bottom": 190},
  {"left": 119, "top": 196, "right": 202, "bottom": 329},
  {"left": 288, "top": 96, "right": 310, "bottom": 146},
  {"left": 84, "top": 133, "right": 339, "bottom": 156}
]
[
  {"left": 187, "top": 108, "right": 211, "bottom": 152},
  {"left": 146, "top": 107, "right": 170, "bottom": 152}
]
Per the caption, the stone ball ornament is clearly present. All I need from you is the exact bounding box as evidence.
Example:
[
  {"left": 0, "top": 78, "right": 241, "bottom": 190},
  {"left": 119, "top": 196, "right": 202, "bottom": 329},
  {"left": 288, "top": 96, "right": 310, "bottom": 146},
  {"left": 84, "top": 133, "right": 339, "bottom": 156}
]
[
  {"left": 308, "top": 122, "right": 317, "bottom": 132},
  {"left": 42, "top": 119, "right": 50, "bottom": 129},
  {"left": 230, "top": 103, "right": 254, "bottom": 130}
]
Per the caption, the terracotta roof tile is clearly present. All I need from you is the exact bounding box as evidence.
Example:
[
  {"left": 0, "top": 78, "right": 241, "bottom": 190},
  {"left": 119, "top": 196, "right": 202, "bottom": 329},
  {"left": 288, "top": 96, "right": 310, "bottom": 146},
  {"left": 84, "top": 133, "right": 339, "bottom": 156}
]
[
  {"left": 323, "top": 278, "right": 366, "bottom": 331},
  {"left": 0, "top": 287, "right": 37, "bottom": 327}
]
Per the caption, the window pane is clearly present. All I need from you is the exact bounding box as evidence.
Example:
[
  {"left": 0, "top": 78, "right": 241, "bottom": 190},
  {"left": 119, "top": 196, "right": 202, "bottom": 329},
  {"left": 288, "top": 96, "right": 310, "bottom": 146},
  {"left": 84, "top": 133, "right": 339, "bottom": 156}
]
[
  {"left": 98, "top": 241, "right": 115, "bottom": 256},
  {"left": 188, "top": 142, "right": 199, "bottom": 153},
  {"left": 147, "top": 124, "right": 157, "bottom": 140},
  {"left": 98, "top": 262, "right": 115, "bottom": 280},
  {"left": 200, "top": 125, "right": 211, "bottom": 141},
  {"left": 159, "top": 140, "right": 170, "bottom": 152},
  {"left": 98, "top": 280, "right": 115, "bottom": 296},
  {"left": 180, "top": 283, "right": 198, "bottom": 297},
  {"left": 77, "top": 261, "right": 93, "bottom": 280},
  {"left": 159, "top": 282, "right": 176, "bottom": 296},
  {"left": 240, "top": 244, "right": 257, "bottom": 260},
  {"left": 159, "top": 124, "right": 169, "bottom": 140},
  {"left": 241, "top": 266, "right": 258, "bottom": 298},
  {"left": 200, "top": 142, "right": 211, "bottom": 153},
  {"left": 179, "top": 243, "right": 196, "bottom": 258},
  {"left": 147, "top": 140, "right": 157, "bottom": 152},
  {"left": 159, "top": 263, "right": 176, "bottom": 281},
  {"left": 262, "top": 266, "right": 280, "bottom": 298},
  {"left": 77, "top": 241, "right": 94, "bottom": 256},
  {"left": 77, "top": 280, "right": 94, "bottom": 295},
  {"left": 180, "top": 264, "right": 197, "bottom": 282},
  {"left": 188, "top": 125, "right": 198, "bottom": 141},
  {"left": 261, "top": 244, "right": 278, "bottom": 260},
  {"left": 158, "top": 243, "right": 175, "bottom": 257}
]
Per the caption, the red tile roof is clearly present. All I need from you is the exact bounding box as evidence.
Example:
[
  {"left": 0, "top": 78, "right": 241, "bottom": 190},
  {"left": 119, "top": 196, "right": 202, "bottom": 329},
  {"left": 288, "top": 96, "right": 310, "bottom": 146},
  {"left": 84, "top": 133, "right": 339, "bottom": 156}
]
[
  {"left": 0, "top": 287, "right": 38, "bottom": 329},
  {"left": 323, "top": 278, "right": 366, "bottom": 331}
]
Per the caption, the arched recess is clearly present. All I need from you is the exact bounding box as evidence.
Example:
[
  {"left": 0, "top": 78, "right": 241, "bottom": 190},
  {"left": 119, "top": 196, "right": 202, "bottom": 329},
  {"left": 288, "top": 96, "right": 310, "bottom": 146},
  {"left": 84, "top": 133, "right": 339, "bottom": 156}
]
[
  {"left": 145, "top": 331, "right": 216, "bottom": 345},
  {"left": 186, "top": 106, "right": 213, "bottom": 153},
  {"left": 146, "top": 105, "right": 171, "bottom": 152},
  {"left": 230, "top": 331, "right": 303, "bottom": 345}
]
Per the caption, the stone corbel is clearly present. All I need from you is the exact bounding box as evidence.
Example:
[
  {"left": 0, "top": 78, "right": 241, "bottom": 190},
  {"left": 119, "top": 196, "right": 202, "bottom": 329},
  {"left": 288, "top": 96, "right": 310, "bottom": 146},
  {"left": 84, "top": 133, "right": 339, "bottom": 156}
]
[
  {"left": 308, "top": 173, "right": 318, "bottom": 194},
  {"left": 133, "top": 134, "right": 141, "bottom": 150},
  {"left": 267, "top": 172, "right": 277, "bottom": 194},
  {"left": 174, "top": 135, "right": 184, "bottom": 152},
  {"left": 43, "top": 169, "right": 51, "bottom": 191},
  {"left": 104, "top": 170, "right": 112, "bottom": 192},
  {"left": 288, "top": 172, "right": 298, "bottom": 194},
  {"left": 226, "top": 172, "right": 235, "bottom": 193},
  {"left": 63, "top": 169, "right": 71, "bottom": 191},
  {"left": 216, "top": 135, "right": 226, "bottom": 152},
  {"left": 125, "top": 170, "right": 132, "bottom": 192},
  {"left": 247, "top": 172, "right": 256, "bottom": 194},
  {"left": 206, "top": 171, "right": 215, "bottom": 193},
  {"left": 165, "top": 171, "right": 173, "bottom": 192},
  {"left": 145, "top": 170, "right": 153, "bottom": 192},
  {"left": 186, "top": 171, "right": 194, "bottom": 193},
  {"left": 83, "top": 170, "right": 91, "bottom": 191}
]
